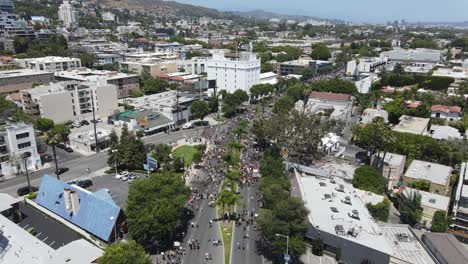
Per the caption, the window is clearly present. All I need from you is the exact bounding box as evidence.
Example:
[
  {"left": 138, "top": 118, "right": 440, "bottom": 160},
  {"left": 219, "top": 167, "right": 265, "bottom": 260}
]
[
  {"left": 18, "top": 142, "right": 31, "bottom": 149},
  {"left": 16, "top": 132, "right": 29, "bottom": 140}
]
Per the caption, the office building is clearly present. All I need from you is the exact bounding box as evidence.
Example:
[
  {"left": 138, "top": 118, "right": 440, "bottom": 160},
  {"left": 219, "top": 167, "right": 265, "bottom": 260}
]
[
  {"left": 0, "top": 69, "right": 54, "bottom": 94},
  {"left": 21, "top": 79, "right": 118, "bottom": 123},
  {"left": 55, "top": 68, "right": 140, "bottom": 98},
  {"left": 380, "top": 48, "right": 443, "bottom": 64},
  {"left": 15, "top": 56, "right": 81, "bottom": 72},
  {"left": 58, "top": 0, "right": 76, "bottom": 27},
  {"left": 206, "top": 50, "right": 260, "bottom": 93},
  {"left": 0, "top": 122, "right": 41, "bottom": 177}
]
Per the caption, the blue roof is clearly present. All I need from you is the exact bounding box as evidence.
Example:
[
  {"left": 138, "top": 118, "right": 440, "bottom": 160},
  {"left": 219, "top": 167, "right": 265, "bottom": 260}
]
[{"left": 36, "top": 175, "right": 121, "bottom": 241}]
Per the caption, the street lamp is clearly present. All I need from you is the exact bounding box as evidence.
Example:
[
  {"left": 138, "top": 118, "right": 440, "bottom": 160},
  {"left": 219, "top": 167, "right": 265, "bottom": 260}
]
[
  {"left": 276, "top": 233, "right": 289, "bottom": 264},
  {"left": 111, "top": 149, "right": 118, "bottom": 175},
  {"left": 21, "top": 152, "right": 32, "bottom": 194}
]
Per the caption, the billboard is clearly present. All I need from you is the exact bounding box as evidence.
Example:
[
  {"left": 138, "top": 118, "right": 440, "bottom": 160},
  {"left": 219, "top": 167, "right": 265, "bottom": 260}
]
[{"left": 147, "top": 155, "right": 158, "bottom": 171}]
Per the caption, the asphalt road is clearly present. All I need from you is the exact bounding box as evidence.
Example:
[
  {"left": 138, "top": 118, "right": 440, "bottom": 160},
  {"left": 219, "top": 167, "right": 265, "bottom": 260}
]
[{"left": 0, "top": 127, "right": 205, "bottom": 197}]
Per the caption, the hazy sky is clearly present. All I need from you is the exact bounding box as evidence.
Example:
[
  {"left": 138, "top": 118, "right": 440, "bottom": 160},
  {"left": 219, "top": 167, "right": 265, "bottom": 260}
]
[{"left": 176, "top": 0, "right": 468, "bottom": 23}]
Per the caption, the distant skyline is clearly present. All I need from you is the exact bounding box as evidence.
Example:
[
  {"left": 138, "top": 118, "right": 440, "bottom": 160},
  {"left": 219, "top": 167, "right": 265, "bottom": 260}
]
[{"left": 176, "top": 0, "right": 468, "bottom": 23}]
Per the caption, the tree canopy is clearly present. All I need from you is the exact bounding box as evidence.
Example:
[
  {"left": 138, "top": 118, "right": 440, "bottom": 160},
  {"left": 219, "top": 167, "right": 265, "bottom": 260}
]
[
  {"left": 352, "top": 165, "right": 387, "bottom": 195},
  {"left": 431, "top": 210, "right": 448, "bottom": 232},
  {"left": 190, "top": 100, "right": 210, "bottom": 120},
  {"left": 311, "top": 43, "right": 331, "bottom": 60},
  {"left": 100, "top": 240, "right": 150, "bottom": 264}
]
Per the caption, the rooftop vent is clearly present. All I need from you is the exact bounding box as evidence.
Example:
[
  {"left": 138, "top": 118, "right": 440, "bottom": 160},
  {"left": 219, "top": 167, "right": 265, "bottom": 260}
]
[
  {"left": 335, "top": 224, "right": 345, "bottom": 236},
  {"left": 396, "top": 233, "right": 410, "bottom": 242},
  {"left": 349, "top": 210, "right": 360, "bottom": 220},
  {"left": 342, "top": 196, "right": 352, "bottom": 205},
  {"left": 336, "top": 184, "right": 345, "bottom": 192},
  {"left": 319, "top": 182, "right": 326, "bottom": 187},
  {"left": 330, "top": 207, "right": 339, "bottom": 213},
  {"left": 347, "top": 227, "right": 360, "bottom": 237}
]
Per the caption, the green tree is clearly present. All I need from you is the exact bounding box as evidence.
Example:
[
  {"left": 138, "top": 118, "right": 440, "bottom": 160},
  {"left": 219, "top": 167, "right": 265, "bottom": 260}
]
[
  {"left": 35, "top": 118, "right": 55, "bottom": 132},
  {"left": 79, "top": 53, "right": 97, "bottom": 68},
  {"left": 311, "top": 43, "right": 331, "bottom": 60},
  {"left": 272, "top": 96, "right": 295, "bottom": 114},
  {"left": 398, "top": 191, "right": 423, "bottom": 226},
  {"left": 51, "top": 124, "right": 71, "bottom": 142},
  {"left": 44, "top": 130, "right": 63, "bottom": 179},
  {"left": 126, "top": 173, "right": 190, "bottom": 249},
  {"left": 366, "top": 198, "right": 390, "bottom": 222},
  {"left": 100, "top": 240, "right": 150, "bottom": 264},
  {"left": 13, "top": 37, "right": 30, "bottom": 54},
  {"left": 431, "top": 210, "right": 448, "bottom": 232},
  {"left": 352, "top": 165, "right": 386, "bottom": 195},
  {"left": 216, "top": 189, "right": 238, "bottom": 210},
  {"left": 190, "top": 100, "right": 209, "bottom": 120},
  {"left": 142, "top": 78, "right": 168, "bottom": 95},
  {"left": 152, "top": 144, "right": 173, "bottom": 170}
]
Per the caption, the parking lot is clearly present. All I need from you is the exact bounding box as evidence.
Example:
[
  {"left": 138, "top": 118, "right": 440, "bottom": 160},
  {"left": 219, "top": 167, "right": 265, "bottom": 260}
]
[
  {"left": 86, "top": 173, "right": 145, "bottom": 207},
  {"left": 15, "top": 202, "right": 80, "bottom": 249}
]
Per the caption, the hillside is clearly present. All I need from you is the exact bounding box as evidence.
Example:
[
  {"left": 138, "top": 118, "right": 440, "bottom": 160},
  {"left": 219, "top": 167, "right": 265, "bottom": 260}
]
[{"left": 92, "top": 0, "right": 224, "bottom": 18}]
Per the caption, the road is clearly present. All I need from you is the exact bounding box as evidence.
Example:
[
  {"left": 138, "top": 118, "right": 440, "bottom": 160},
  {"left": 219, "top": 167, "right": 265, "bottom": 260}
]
[{"left": 0, "top": 127, "right": 205, "bottom": 197}]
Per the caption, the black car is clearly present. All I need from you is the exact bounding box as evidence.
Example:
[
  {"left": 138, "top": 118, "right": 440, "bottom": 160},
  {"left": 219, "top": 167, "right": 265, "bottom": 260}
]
[
  {"left": 80, "top": 120, "right": 90, "bottom": 126},
  {"left": 56, "top": 143, "right": 66, "bottom": 149},
  {"left": 17, "top": 186, "right": 38, "bottom": 196},
  {"left": 55, "top": 167, "right": 69, "bottom": 175},
  {"left": 193, "top": 120, "right": 209, "bottom": 127},
  {"left": 64, "top": 147, "right": 74, "bottom": 153},
  {"left": 77, "top": 179, "right": 93, "bottom": 188}
]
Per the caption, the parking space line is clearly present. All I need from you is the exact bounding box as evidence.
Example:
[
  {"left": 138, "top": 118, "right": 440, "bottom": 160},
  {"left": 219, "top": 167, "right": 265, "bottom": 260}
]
[
  {"left": 36, "top": 232, "right": 42, "bottom": 237},
  {"left": 49, "top": 241, "right": 55, "bottom": 247},
  {"left": 42, "top": 237, "right": 48, "bottom": 242},
  {"left": 22, "top": 224, "right": 29, "bottom": 229}
]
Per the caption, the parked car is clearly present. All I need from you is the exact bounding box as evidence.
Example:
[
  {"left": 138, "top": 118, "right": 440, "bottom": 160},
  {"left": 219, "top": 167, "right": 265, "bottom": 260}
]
[
  {"left": 182, "top": 122, "right": 194, "bottom": 129},
  {"left": 55, "top": 167, "right": 69, "bottom": 175},
  {"left": 72, "top": 122, "right": 81, "bottom": 128},
  {"left": 64, "top": 147, "right": 74, "bottom": 153},
  {"left": 81, "top": 120, "right": 90, "bottom": 126},
  {"left": 67, "top": 179, "right": 79, "bottom": 185},
  {"left": 77, "top": 179, "right": 93, "bottom": 188},
  {"left": 121, "top": 175, "right": 130, "bottom": 181},
  {"left": 17, "top": 186, "right": 38, "bottom": 196},
  {"left": 115, "top": 173, "right": 125, "bottom": 179},
  {"left": 56, "top": 143, "right": 66, "bottom": 149},
  {"left": 193, "top": 120, "right": 209, "bottom": 127}
]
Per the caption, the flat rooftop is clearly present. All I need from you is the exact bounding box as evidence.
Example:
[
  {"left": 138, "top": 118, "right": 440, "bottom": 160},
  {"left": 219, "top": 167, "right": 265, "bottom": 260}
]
[
  {"left": 404, "top": 187, "right": 450, "bottom": 211},
  {"left": 380, "top": 224, "right": 436, "bottom": 264},
  {"left": 17, "top": 56, "right": 79, "bottom": 63},
  {"left": 392, "top": 115, "right": 430, "bottom": 135},
  {"left": 295, "top": 170, "right": 393, "bottom": 255},
  {"left": 404, "top": 160, "right": 452, "bottom": 186},
  {"left": 0, "top": 69, "right": 53, "bottom": 79},
  {"left": 55, "top": 68, "right": 138, "bottom": 81}
]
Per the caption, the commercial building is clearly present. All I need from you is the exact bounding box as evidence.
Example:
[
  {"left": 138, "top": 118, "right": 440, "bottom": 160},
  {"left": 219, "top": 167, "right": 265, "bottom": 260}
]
[
  {"left": 403, "top": 160, "right": 452, "bottom": 195},
  {"left": 0, "top": 69, "right": 54, "bottom": 94},
  {"left": 380, "top": 48, "right": 443, "bottom": 64},
  {"left": 15, "top": 56, "right": 82, "bottom": 72},
  {"left": 0, "top": 193, "right": 103, "bottom": 263},
  {"left": 296, "top": 91, "right": 353, "bottom": 121},
  {"left": 21, "top": 79, "right": 118, "bottom": 123},
  {"left": 111, "top": 110, "right": 174, "bottom": 135},
  {"left": 36, "top": 175, "right": 125, "bottom": 242},
  {"left": 402, "top": 187, "right": 450, "bottom": 225},
  {"left": 58, "top": 0, "right": 76, "bottom": 27},
  {"left": 55, "top": 68, "right": 140, "bottom": 98},
  {"left": 277, "top": 57, "right": 331, "bottom": 76},
  {"left": 120, "top": 60, "right": 178, "bottom": 78},
  {"left": 346, "top": 58, "right": 387, "bottom": 76},
  {"left": 0, "top": 122, "right": 41, "bottom": 177},
  {"left": 206, "top": 51, "right": 260, "bottom": 93},
  {"left": 430, "top": 104, "right": 462, "bottom": 121},
  {"left": 69, "top": 128, "right": 110, "bottom": 154},
  {"left": 392, "top": 115, "right": 430, "bottom": 135}
]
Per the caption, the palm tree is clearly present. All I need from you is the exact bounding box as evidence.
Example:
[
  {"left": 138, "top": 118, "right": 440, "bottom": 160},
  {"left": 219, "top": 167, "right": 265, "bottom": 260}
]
[{"left": 44, "top": 130, "right": 62, "bottom": 180}]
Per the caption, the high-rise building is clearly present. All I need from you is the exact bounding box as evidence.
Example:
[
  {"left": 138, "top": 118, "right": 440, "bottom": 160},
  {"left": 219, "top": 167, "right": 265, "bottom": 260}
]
[
  {"left": 0, "top": 0, "right": 14, "bottom": 13},
  {"left": 206, "top": 51, "right": 260, "bottom": 93},
  {"left": 58, "top": 0, "right": 76, "bottom": 27}
]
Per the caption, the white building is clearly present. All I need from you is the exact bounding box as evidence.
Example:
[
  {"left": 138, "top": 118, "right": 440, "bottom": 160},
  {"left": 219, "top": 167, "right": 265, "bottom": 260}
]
[
  {"left": 320, "top": 132, "right": 340, "bottom": 154},
  {"left": 296, "top": 91, "right": 354, "bottom": 121},
  {"left": 15, "top": 56, "right": 81, "bottom": 72},
  {"left": 259, "top": 72, "right": 278, "bottom": 85},
  {"left": 58, "top": 0, "right": 76, "bottom": 27},
  {"left": 21, "top": 79, "right": 118, "bottom": 123},
  {"left": 392, "top": 115, "right": 430, "bottom": 135},
  {"left": 206, "top": 51, "right": 260, "bottom": 93},
  {"left": 101, "top": 11, "right": 116, "bottom": 21},
  {"left": 355, "top": 73, "right": 379, "bottom": 94},
  {"left": 0, "top": 122, "right": 41, "bottom": 177},
  {"left": 361, "top": 108, "right": 389, "bottom": 124},
  {"left": 346, "top": 58, "right": 387, "bottom": 76}
]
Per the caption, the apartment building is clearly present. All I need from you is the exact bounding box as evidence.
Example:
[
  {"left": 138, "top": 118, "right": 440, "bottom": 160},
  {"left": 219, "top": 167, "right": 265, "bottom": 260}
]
[
  {"left": 120, "top": 60, "right": 177, "bottom": 78},
  {"left": 21, "top": 79, "right": 118, "bottom": 123},
  {"left": 15, "top": 56, "right": 81, "bottom": 72},
  {"left": 452, "top": 162, "right": 468, "bottom": 242},
  {"left": 403, "top": 160, "right": 452, "bottom": 195},
  {"left": 277, "top": 57, "right": 331, "bottom": 76},
  {"left": 0, "top": 69, "right": 54, "bottom": 94},
  {"left": 0, "top": 121, "right": 41, "bottom": 177},
  {"left": 206, "top": 51, "right": 260, "bottom": 93},
  {"left": 55, "top": 68, "right": 140, "bottom": 98}
]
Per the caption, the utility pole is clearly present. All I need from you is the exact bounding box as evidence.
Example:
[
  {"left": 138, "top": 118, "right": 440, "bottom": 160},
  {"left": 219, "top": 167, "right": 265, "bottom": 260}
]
[
  {"left": 176, "top": 85, "right": 180, "bottom": 126},
  {"left": 22, "top": 153, "right": 31, "bottom": 193},
  {"left": 91, "top": 90, "right": 99, "bottom": 153}
]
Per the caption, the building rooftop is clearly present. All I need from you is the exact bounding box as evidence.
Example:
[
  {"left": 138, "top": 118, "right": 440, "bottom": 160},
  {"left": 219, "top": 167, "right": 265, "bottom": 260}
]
[
  {"left": 379, "top": 224, "right": 436, "bottom": 264},
  {"left": 429, "top": 125, "right": 462, "bottom": 140},
  {"left": 295, "top": 171, "right": 393, "bottom": 255},
  {"left": 309, "top": 91, "right": 352, "bottom": 101},
  {"left": 113, "top": 110, "right": 174, "bottom": 133},
  {"left": 55, "top": 68, "right": 138, "bottom": 81},
  {"left": 378, "top": 152, "right": 406, "bottom": 167},
  {"left": 422, "top": 233, "right": 468, "bottom": 264},
  {"left": 0, "top": 69, "right": 53, "bottom": 79},
  {"left": 403, "top": 187, "right": 450, "bottom": 211},
  {"left": 431, "top": 104, "right": 462, "bottom": 113},
  {"left": 380, "top": 48, "right": 442, "bottom": 63},
  {"left": 35, "top": 175, "right": 121, "bottom": 242},
  {"left": 404, "top": 160, "right": 452, "bottom": 186},
  {"left": 16, "top": 56, "right": 80, "bottom": 63},
  {"left": 392, "top": 115, "right": 430, "bottom": 135}
]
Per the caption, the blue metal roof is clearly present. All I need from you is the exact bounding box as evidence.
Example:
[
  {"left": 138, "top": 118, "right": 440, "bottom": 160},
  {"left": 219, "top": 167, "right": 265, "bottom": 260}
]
[{"left": 35, "top": 175, "right": 121, "bottom": 242}]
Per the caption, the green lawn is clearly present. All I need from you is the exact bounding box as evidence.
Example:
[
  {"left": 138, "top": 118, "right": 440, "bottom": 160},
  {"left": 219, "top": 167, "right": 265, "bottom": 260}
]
[{"left": 172, "top": 145, "right": 200, "bottom": 166}]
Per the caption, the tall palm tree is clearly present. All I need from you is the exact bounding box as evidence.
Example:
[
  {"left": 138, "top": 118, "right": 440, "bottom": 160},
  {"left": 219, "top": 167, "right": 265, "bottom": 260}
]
[{"left": 44, "top": 130, "right": 62, "bottom": 180}]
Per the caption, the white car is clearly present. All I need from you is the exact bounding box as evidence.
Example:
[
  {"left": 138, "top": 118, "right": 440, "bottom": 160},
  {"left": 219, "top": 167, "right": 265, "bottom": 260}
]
[
  {"left": 121, "top": 175, "right": 130, "bottom": 181},
  {"left": 115, "top": 173, "right": 125, "bottom": 179},
  {"left": 182, "top": 122, "right": 194, "bottom": 129}
]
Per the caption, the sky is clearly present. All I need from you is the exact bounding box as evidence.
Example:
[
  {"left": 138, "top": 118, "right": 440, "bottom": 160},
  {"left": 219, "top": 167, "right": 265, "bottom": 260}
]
[{"left": 176, "top": 0, "right": 468, "bottom": 23}]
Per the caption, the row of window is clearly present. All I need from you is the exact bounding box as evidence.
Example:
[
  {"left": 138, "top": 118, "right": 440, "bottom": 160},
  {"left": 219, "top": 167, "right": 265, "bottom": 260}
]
[
  {"left": 18, "top": 141, "right": 31, "bottom": 149},
  {"left": 16, "top": 132, "right": 29, "bottom": 140}
]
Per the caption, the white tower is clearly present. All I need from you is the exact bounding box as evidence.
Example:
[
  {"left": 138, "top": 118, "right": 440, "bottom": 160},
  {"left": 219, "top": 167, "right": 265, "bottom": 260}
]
[{"left": 58, "top": 0, "right": 76, "bottom": 28}]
